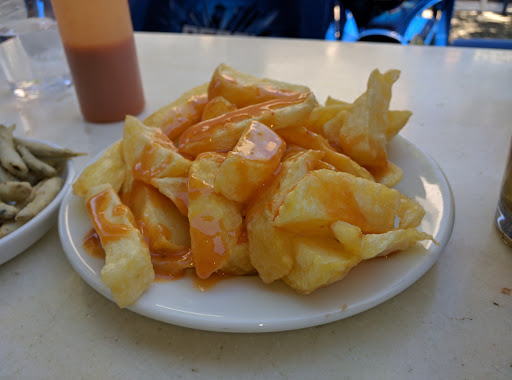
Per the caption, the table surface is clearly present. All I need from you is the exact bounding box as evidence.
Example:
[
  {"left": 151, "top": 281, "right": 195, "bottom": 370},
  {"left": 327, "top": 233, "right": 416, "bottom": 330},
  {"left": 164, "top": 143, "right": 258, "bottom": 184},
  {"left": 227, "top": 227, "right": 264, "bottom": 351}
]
[{"left": 1, "top": 32, "right": 511, "bottom": 379}]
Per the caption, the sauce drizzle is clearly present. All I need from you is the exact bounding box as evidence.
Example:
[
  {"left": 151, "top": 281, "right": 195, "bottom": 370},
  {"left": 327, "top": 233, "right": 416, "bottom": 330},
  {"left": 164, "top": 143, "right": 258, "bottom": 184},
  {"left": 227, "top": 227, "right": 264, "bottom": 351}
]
[
  {"left": 86, "top": 189, "right": 134, "bottom": 245},
  {"left": 178, "top": 92, "right": 310, "bottom": 151}
]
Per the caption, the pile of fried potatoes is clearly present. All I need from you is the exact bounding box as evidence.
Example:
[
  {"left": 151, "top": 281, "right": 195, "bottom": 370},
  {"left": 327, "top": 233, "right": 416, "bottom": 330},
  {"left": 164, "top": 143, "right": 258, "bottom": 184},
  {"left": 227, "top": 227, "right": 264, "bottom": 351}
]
[
  {"left": 73, "top": 63, "right": 435, "bottom": 308},
  {"left": 0, "top": 124, "right": 84, "bottom": 238}
]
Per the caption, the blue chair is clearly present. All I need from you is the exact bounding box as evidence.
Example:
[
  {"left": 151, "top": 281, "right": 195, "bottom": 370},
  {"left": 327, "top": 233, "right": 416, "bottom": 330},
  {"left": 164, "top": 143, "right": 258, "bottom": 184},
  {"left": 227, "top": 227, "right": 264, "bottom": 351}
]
[
  {"left": 326, "top": 0, "right": 455, "bottom": 46},
  {"left": 451, "top": 38, "right": 512, "bottom": 50}
]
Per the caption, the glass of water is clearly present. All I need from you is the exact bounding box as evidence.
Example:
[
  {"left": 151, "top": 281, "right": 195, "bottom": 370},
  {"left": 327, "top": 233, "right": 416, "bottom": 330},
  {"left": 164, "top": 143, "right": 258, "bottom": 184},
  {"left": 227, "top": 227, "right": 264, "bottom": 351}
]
[{"left": 0, "top": 1, "right": 71, "bottom": 98}]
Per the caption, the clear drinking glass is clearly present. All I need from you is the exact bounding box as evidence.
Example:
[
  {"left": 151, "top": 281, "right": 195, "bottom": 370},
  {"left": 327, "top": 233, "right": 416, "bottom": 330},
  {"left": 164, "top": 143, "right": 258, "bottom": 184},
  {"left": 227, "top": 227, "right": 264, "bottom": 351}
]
[
  {"left": 0, "top": 0, "right": 71, "bottom": 98},
  {"left": 496, "top": 137, "right": 512, "bottom": 247}
]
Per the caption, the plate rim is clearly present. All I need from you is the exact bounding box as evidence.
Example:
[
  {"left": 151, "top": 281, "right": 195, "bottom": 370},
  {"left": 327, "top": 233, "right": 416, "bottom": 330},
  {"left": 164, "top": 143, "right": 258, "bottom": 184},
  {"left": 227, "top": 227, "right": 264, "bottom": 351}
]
[{"left": 58, "top": 135, "right": 455, "bottom": 333}]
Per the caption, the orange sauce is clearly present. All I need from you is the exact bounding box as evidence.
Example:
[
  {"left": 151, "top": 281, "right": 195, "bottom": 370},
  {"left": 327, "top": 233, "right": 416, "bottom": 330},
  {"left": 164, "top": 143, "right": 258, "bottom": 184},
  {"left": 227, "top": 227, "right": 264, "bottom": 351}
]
[
  {"left": 137, "top": 219, "right": 175, "bottom": 253},
  {"left": 86, "top": 189, "right": 134, "bottom": 245},
  {"left": 187, "top": 154, "right": 234, "bottom": 279},
  {"left": 82, "top": 227, "right": 194, "bottom": 279},
  {"left": 234, "top": 121, "right": 285, "bottom": 161},
  {"left": 158, "top": 94, "right": 209, "bottom": 139},
  {"left": 152, "top": 249, "right": 194, "bottom": 280},
  {"left": 82, "top": 228, "right": 105, "bottom": 259},
  {"left": 216, "top": 122, "right": 285, "bottom": 203},
  {"left": 189, "top": 211, "right": 230, "bottom": 279},
  {"left": 85, "top": 183, "right": 194, "bottom": 279},
  {"left": 82, "top": 228, "right": 237, "bottom": 286},
  {"left": 172, "top": 186, "right": 189, "bottom": 215},
  {"left": 192, "top": 271, "right": 233, "bottom": 291},
  {"left": 132, "top": 133, "right": 176, "bottom": 182},
  {"left": 186, "top": 182, "right": 214, "bottom": 204},
  {"left": 186, "top": 153, "right": 225, "bottom": 204},
  {"left": 201, "top": 95, "right": 237, "bottom": 121},
  {"left": 209, "top": 72, "right": 299, "bottom": 108},
  {"left": 237, "top": 228, "right": 248, "bottom": 244},
  {"left": 178, "top": 92, "right": 310, "bottom": 153},
  {"left": 82, "top": 223, "right": 235, "bottom": 285}
]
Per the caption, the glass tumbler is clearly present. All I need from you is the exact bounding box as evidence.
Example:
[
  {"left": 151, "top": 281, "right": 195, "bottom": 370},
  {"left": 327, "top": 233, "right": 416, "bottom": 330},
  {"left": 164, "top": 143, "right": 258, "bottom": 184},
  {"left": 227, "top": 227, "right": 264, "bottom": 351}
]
[{"left": 0, "top": 0, "right": 72, "bottom": 98}]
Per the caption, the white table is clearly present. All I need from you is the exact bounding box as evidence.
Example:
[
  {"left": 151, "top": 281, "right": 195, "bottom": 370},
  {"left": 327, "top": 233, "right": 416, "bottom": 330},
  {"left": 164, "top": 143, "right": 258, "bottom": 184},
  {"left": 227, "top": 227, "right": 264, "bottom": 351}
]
[{"left": 1, "top": 33, "right": 511, "bottom": 379}]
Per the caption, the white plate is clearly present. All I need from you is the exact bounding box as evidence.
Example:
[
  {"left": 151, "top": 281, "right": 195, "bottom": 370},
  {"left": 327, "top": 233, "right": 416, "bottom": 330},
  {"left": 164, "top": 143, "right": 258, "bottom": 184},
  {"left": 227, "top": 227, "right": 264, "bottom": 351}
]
[
  {"left": 58, "top": 135, "right": 454, "bottom": 333},
  {"left": 0, "top": 138, "right": 75, "bottom": 265}
]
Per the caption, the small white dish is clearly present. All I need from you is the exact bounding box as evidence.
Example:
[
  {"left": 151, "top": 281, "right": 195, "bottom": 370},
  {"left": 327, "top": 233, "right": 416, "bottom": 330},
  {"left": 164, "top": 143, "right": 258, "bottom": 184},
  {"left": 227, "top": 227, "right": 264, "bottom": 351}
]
[
  {"left": 0, "top": 138, "right": 75, "bottom": 265},
  {"left": 58, "top": 135, "right": 454, "bottom": 333}
]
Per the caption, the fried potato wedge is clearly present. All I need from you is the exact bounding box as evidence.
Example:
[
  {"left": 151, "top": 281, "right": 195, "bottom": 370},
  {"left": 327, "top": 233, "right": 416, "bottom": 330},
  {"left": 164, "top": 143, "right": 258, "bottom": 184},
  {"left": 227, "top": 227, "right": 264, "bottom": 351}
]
[
  {"left": 188, "top": 152, "right": 244, "bottom": 279},
  {"left": 305, "top": 105, "right": 347, "bottom": 135},
  {"left": 74, "top": 65, "right": 430, "bottom": 299},
  {"left": 368, "top": 160, "right": 403, "bottom": 187},
  {"left": 208, "top": 63, "right": 312, "bottom": 108},
  {"left": 270, "top": 150, "right": 326, "bottom": 220},
  {"left": 178, "top": 92, "right": 317, "bottom": 157},
  {"left": 73, "top": 140, "right": 125, "bottom": 197},
  {"left": 314, "top": 160, "right": 338, "bottom": 171},
  {"left": 144, "top": 83, "right": 209, "bottom": 140},
  {"left": 310, "top": 101, "right": 411, "bottom": 149},
  {"left": 202, "top": 96, "right": 237, "bottom": 121},
  {"left": 387, "top": 110, "right": 412, "bottom": 141},
  {"left": 325, "top": 96, "right": 352, "bottom": 108},
  {"left": 322, "top": 109, "right": 348, "bottom": 148},
  {"left": 86, "top": 184, "right": 154, "bottom": 308},
  {"left": 127, "top": 180, "right": 192, "bottom": 277},
  {"left": 397, "top": 195, "right": 426, "bottom": 229},
  {"left": 305, "top": 105, "right": 350, "bottom": 147},
  {"left": 339, "top": 69, "right": 400, "bottom": 168},
  {"left": 214, "top": 121, "right": 286, "bottom": 203},
  {"left": 150, "top": 177, "right": 189, "bottom": 216},
  {"left": 328, "top": 220, "right": 363, "bottom": 256},
  {"left": 120, "top": 164, "right": 135, "bottom": 198},
  {"left": 123, "top": 115, "right": 192, "bottom": 183},
  {"left": 330, "top": 221, "right": 434, "bottom": 260},
  {"left": 322, "top": 99, "right": 411, "bottom": 143},
  {"left": 246, "top": 150, "right": 324, "bottom": 283},
  {"left": 128, "top": 180, "right": 190, "bottom": 253},
  {"left": 274, "top": 169, "right": 402, "bottom": 234},
  {"left": 282, "top": 145, "right": 307, "bottom": 160},
  {"left": 360, "top": 229, "right": 434, "bottom": 259},
  {"left": 277, "top": 126, "right": 373, "bottom": 180},
  {"left": 221, "top": 238, "right": 255, "bottom": 275},
  {"left": 283, "top": 236, "right": 361, "bottom": 294}
]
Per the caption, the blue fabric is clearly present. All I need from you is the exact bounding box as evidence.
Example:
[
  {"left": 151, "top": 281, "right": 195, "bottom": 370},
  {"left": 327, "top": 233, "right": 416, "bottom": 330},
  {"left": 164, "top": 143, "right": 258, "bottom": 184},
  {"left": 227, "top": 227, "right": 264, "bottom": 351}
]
[
  {"left": 345, "top": 0, "right": 454, "bottom": 45},
  {"left": 452, "top": 38, "right": 512, "bottom": 50},
  {"left": 128, "top": 0, "right": 334, "bottom": 39}
]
